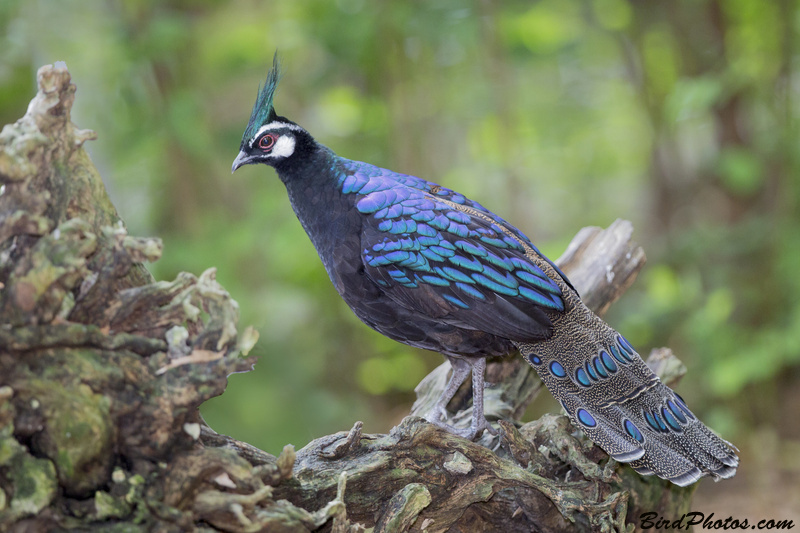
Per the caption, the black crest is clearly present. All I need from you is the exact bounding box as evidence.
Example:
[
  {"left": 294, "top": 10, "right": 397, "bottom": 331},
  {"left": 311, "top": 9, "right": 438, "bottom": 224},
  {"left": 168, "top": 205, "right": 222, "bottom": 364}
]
[{"left": 241, "top": 53, "right": 281, "bottom": 145}]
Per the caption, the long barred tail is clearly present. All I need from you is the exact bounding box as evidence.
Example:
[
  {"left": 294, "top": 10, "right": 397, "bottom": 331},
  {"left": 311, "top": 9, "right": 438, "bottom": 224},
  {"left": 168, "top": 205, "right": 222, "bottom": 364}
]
[{"left": 517, "top": 300, "right": 738, "bottom": 486}]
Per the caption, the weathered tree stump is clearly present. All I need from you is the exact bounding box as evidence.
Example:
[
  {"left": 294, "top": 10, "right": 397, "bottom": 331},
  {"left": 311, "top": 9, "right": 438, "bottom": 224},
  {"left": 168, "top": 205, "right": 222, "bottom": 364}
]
[{"left": 0, "top": 64, "right": 695, "bottom": 532}]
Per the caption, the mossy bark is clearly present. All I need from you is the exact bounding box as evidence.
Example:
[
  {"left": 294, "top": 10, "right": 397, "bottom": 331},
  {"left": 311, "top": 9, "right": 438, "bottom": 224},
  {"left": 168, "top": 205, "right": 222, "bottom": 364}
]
[{"left": 0, "top": 65, "right": 695, "bottom": 532}]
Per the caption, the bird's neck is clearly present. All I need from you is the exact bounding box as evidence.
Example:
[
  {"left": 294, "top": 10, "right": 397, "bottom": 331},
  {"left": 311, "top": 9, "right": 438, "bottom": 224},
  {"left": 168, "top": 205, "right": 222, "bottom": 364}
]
[
  {"left": 277, "top": 143, "right": 346, "bottom": 208},
  {"left": 276, "top": 145, "right": 359, "bottom": 262}
]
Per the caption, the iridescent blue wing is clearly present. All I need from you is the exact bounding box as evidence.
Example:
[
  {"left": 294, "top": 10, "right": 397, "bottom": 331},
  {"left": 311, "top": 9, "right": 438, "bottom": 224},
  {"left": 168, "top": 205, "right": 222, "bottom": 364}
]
[
  {"left": 413, "top": 179, "right": 575, "bottom": 295},
  {"left": 340, "top": 161, "right": 568, "bottom": 342},
  {"left": 343, "top": 161, "right": 575, "bottom": 291}
]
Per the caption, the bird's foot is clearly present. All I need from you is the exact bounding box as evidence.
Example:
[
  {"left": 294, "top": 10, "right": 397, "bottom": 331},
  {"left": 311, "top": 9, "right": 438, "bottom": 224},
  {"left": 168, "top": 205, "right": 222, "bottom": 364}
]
[
  {"left": 423, "top": 414, "right": 497, "bottom": 441},
  {"left": 422, "top": 356, "right": 497, "bottom": 441},
  {"left": 425, "top": 404, "right": 450, "bottom": 425},
  {"left": 471, "top": 417, "right": 499, "bottom": 439}
]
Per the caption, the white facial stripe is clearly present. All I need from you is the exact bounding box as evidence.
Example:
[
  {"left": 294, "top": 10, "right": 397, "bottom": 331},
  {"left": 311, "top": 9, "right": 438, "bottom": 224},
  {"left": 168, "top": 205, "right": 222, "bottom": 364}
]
[
  {"left": 248, "top": 122, "right": 305, "bottom": 147},
  {"left": 270, "top": 135, "right": 296, "bottom": 158}
]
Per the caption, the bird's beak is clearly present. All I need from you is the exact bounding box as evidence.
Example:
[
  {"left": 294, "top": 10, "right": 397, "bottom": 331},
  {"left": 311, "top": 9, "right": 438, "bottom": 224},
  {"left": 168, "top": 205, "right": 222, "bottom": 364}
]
[{"left": 231, "top": 150, "right": 254, "bottom": 173}]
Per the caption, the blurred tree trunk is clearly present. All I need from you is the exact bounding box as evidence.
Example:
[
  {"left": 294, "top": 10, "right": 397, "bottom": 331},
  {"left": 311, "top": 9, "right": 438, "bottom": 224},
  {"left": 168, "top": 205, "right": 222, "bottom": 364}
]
[
  {"left": 623, "top": 0, "right": 794, "bottom": 232},
  {"left": 1, "top": 64, "right": 696, "bottom": 533}
]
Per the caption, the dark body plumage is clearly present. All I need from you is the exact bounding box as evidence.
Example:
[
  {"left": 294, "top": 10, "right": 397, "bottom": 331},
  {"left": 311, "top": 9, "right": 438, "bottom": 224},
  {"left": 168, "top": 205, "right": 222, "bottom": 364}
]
[{"left": 232, "top": 60, "right": 738, "bottom": 486}]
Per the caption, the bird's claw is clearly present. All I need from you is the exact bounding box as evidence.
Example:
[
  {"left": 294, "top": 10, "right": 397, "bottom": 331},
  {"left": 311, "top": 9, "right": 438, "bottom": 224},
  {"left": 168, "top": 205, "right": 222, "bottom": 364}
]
[
  {"left": 425, "top": 404, "right": 449, "bottom": 424},
  {"left": 423, "top": 414, "right": 496, "bottom": 441}
]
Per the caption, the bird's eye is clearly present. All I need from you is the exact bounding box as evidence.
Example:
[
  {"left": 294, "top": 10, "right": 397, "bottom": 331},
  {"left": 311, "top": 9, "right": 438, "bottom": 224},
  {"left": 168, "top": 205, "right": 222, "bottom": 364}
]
[{"left": 258, "top": 134, "right": 277, "bottom": 150}]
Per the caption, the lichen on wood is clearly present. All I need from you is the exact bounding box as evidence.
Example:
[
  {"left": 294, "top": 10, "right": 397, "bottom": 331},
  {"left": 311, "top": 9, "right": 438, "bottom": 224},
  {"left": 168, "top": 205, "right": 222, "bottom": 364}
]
[
  {"left": 0, "top": 64, "right": 266, "bottom": 531},
  {"left": 0, "top": 64, "right": 697, "bottom": 532}
]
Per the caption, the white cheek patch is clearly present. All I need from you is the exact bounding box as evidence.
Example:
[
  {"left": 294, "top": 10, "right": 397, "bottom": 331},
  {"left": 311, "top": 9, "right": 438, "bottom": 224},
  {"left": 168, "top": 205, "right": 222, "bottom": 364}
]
[{"left": 271, "top": 134, "right": 296, "bottom": 158}]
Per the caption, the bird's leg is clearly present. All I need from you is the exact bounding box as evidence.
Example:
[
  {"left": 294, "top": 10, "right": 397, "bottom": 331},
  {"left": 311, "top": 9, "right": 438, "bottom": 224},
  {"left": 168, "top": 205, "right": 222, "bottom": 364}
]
[
  {"left": 425, "top": 356, "right": 495, "bottom": 440},
  {"left": 425, "top": 356, "right": 471, "bottom": 424},
  {"left": 464, "top": 357, "right": 497, "bottom": 439}
]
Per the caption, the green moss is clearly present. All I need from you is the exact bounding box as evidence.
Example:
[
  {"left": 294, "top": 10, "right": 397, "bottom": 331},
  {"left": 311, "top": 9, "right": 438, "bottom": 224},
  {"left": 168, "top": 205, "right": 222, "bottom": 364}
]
[
  {"left": 95, "top": 489, "right": 132, "bottom": 520},
  {"left": 6, "top": 451, "right": 57, "bottom": 521},
  {"left": 25, "top": 378, "right": 113, "bottom": 496},
  {"left": 0, "top": 427, "right": 20, "bottom": 466}
]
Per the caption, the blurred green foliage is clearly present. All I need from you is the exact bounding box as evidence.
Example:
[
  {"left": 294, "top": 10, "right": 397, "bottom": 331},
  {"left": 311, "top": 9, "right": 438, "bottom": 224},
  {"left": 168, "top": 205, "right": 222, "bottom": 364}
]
[{"left": 1, "top": 0, "right": 798, "bottom": 464}]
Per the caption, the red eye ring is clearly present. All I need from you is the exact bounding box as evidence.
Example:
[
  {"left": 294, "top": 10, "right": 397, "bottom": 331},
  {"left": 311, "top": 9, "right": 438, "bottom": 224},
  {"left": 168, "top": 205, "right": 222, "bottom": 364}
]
[{"left": 258, "top": 134, "right": 277, "bottom": 150}]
